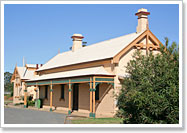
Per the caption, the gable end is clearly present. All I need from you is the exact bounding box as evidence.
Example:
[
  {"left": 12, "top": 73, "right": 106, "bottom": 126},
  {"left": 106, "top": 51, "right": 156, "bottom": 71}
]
[{"left": 113, "top": 30, "right": 163, "bottom": 63}]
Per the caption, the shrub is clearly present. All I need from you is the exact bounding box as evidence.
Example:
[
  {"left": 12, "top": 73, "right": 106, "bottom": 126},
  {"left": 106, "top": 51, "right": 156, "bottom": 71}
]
[
  {"left": 116, "top": 38, "right": 179, "bottom": 124},
  {"left": 27, "top": 101, "right": 35, "bottom": 106}
]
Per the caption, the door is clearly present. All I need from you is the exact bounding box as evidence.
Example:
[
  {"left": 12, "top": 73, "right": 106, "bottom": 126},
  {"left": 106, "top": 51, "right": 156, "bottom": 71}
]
[{"left": 73, "top": 83, "right": 79, "bottom": 110}]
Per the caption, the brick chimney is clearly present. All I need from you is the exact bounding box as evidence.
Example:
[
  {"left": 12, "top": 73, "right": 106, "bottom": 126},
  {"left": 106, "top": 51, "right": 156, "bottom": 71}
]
[
  {"left": 36, "top": 64, "right": 39, "bottom": 69},
  {"left": 71, "top": 34, "right": 84, "bottom": 52},
  {"left": 135, "top": 8, "right": 150, "bottom": 33}
]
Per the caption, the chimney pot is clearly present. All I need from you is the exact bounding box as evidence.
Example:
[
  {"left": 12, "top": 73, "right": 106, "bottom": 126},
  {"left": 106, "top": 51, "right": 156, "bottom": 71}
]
[
  {"left": 71, "top": 34, "right": 84, "bottom": 52},
  {"left": 71, "top": 34, "right": 84, "bottom": 39},
  {"left": 36, "top": 64, "right": 38, "bottom": 69}
]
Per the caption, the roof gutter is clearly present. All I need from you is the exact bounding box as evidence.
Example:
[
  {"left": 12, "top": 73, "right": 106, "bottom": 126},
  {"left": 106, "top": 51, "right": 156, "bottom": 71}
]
[
  {"left": 25, "top": 74, "right": 115, "bottom": 83},
  {"left": 36, "top": 57, "right": 113, "bottom": 72}
]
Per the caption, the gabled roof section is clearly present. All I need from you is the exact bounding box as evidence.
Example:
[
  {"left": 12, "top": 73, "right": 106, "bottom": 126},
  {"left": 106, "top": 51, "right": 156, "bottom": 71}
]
[
  {"left": 28, "top": 66, "right": 114, "bottom": 82},
  {"left": 16, "top": 67, "right": 26, "bottom": 79},
  {"left": 16, "top": 67, "right": 36, "bottom": 80},
  {"left": 113, "top": 30, "right": 162, "bottom": 63},
  {"left": 11, "top": 64, "right": 37, "bottom": 81},
  {"left": 11, "top": 67, "right": 19, "bottom": 82},
  {"left": 37, "top": 31, "right": 145, "bottom": 71},
  {"left": 23, "top": 69, "right": 36, "bottom": 80}
]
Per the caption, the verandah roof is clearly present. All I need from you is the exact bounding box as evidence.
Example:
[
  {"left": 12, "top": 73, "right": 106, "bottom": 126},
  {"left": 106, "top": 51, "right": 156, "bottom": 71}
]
[{"left": 26, "top": 66, "right": 114, "bottom": 83}]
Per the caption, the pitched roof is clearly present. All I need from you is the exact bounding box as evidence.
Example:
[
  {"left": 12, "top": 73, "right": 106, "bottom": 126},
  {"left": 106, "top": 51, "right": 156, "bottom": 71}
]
[
  {"left": 37, "top": 31, "right": 144, "bottom": 71},
  {"left": 16, "top": 67, "right": 26, "bottom": 79},
  {"left": 27, "top": 66, "right": 114, "bottom": 82},
  {"left": 16, "top": 66, "right": 36, "bottom": 80},
  {"left": 23, "top": 69, "right": 36, "bottom": 79}
]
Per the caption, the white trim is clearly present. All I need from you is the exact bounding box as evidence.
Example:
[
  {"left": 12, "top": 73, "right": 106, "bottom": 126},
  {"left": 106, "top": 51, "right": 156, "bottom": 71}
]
[
  {"left": 178, "top": 0, "right": 183, "bottom": 127},
  {"left": 1, "top": 0, "right": 5, "bottom": 127},
  {"left": 1, "top": 1, "right": 182, "bottom": 5},
  {"left": 1, "top": 0, "right": 182, "bottom": 128}
]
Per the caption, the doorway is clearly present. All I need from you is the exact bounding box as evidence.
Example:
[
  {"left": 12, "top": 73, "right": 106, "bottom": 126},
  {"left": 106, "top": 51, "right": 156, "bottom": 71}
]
[{"left": 73, "top": 83, "right": 79, "bottom": 111}]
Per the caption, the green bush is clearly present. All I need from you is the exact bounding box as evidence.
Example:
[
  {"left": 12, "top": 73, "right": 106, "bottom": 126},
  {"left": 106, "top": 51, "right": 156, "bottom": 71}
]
[
  {"left": 11, "top": 91, "right": 13, "bottom": 97},
  {"left": 4, "top": 94, "right": 11, "bottom": 99},
  {"left": 27, "top": 101, "right": 35, "bottom": 106},
  {"left": 14, "top": 103, "right": 21, "bottom": 106},
  {"left": 117, "top": 38, "right": 179, "bottom": 124}
]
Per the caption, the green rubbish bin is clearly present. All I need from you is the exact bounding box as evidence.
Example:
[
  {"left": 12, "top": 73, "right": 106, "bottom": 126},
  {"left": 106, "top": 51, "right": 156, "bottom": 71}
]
[
  {"left": 34, "top": 99, "right": 41, "bottom": 109},
  {"left": 37, "top": 99, "right": 41, "bottom": 109}
]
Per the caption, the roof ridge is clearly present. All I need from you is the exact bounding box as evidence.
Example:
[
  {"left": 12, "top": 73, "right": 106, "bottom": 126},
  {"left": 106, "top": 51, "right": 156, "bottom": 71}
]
[
  {"left": 37, "top": 53, "right": 61, "bottom": 71},
  {"left": 37, "top": 31, "right": 144, "bottom": 71},
  {"left": 59, "top": 32, "right": 137, "bottom": 54},
  {"left": 82, "top": 32, "right": 137, "bottom": 49}
]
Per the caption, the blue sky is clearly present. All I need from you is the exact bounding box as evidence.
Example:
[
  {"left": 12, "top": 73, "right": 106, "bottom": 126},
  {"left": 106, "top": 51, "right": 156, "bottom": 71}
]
[{"left": 4, "top": 4, "right": 179, "bottom": 73}]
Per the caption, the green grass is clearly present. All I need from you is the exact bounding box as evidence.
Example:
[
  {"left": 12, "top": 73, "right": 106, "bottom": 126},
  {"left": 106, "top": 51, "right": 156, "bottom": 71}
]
[
  {"left": 71, "top": 117, "right": 123, "bottom": 124},
  {"left": 4, "top": 94, "right": 12, "bottom": 99},
  {"left": 4, "top": 100, "right": 13, "bottom": 105}
]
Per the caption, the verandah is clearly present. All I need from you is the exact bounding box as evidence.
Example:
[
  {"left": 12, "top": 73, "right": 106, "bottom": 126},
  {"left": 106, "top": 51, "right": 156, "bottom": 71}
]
[{"left": 24, "top": 76, "right": 114, "bottom": 118}]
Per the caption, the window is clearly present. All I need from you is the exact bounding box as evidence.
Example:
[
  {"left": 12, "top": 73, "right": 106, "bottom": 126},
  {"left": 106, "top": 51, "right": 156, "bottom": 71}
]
[
  {"left": 45, "top": 85, "right": 48, "bottom": 99},
  {"left": 16, "top": 77, "right": 19, "bottom": 83},
  {"left": 95, "top": 84, "right": 99, "bottom": 100},
  {"left": 61, "top": 84, "right": 65, "bottom": 99}
]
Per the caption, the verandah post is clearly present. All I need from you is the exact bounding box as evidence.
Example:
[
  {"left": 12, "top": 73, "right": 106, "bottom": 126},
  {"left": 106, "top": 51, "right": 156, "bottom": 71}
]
[
  {"left": 50, "top": 81, "right": 53, "bottom": 112},
  {"left": 35, "top": 83, "right": 40, "bottom": 109},
  {"left": 92, "top": 76, "right": 96, "bottom": 118},
  {"left": 89, "top": 77, "right": 93, "bottom": 117},
  {"left": 68, "top": 80, "right": 72, "bottom": 115},
  {"left": 35, "top": 83, "right": 39, "bottom": 100},
  {"left": 24, "top": 84, "right": 27, "bottom": 108}
]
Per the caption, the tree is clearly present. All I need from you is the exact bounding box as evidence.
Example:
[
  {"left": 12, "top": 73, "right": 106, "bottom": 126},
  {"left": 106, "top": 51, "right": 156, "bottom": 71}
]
[
  {"left": 116, "top": 38, "right": 179, "bottom": 124},
  {"left": 4, "top": 72, "right": 13, "bottom": 93}
]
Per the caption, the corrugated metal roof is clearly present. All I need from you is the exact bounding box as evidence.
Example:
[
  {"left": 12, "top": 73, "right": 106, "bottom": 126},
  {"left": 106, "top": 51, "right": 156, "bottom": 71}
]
[
  {"left": 37, "top": 31, "right": 144, "bottom": 71},
  {"left": 16, "top": 66, "right": 36, "bottom": 80},
  {"left": 27, "top": 66, "right": 113, "bottom": 82},
  {"left": 23, "top": 69, "right": 36, "bottom": 79},
  {"left": 16, "top": 67, "right": 26, "bottom": 79}
]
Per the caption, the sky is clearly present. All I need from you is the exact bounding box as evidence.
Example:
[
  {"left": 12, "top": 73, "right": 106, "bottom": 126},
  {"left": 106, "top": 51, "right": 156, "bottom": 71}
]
[{"left": 4, "top": 4, "right": 179, "bottom": 73}]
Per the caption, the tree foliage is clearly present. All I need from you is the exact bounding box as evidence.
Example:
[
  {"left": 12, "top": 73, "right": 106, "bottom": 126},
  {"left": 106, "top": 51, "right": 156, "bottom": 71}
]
[
  {"left": 4, "top": 72, "right": 13, "bottom": 93},
  {"left": 116, "top": 38, "right": 179, "bottom": 124}
]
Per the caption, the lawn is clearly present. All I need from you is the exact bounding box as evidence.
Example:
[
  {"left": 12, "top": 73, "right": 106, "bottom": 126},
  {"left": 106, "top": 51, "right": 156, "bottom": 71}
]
[
  {"left": 4, "top": 100, "right": 13, "bottom": 105},
  {"left": 4, "top": 94, "right": 13, "bottom": 105},
  {"left": 71, "top": 117, "right": 123, "bottom": 124}
]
